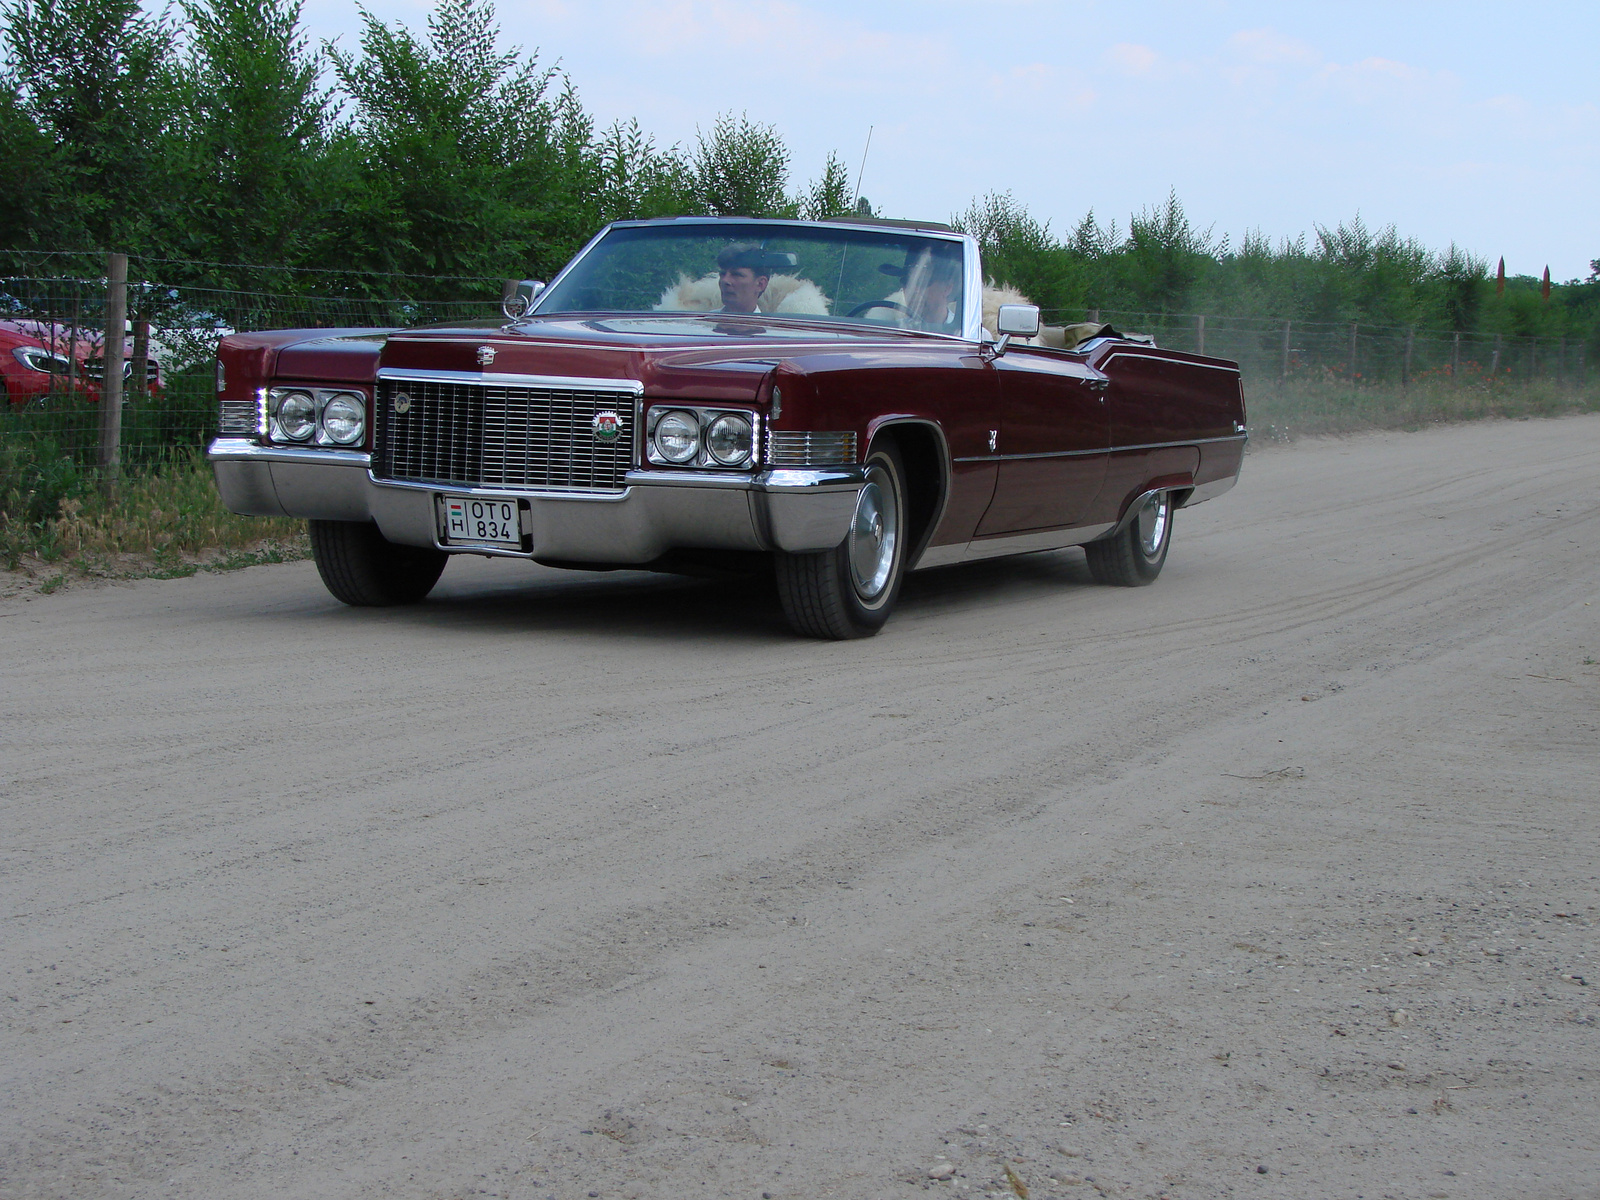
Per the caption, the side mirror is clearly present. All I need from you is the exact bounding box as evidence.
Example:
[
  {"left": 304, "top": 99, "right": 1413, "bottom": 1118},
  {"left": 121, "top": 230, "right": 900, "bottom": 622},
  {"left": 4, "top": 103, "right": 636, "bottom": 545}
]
[
  {"left": 996, "top": 304, "right": 1041, "bottom": 337},
  {"left": 989, "top": 303, "right": 1041, "bottom": 357},
  {"left": 502, "top": 279, "right": 546, "bottom": 320}
]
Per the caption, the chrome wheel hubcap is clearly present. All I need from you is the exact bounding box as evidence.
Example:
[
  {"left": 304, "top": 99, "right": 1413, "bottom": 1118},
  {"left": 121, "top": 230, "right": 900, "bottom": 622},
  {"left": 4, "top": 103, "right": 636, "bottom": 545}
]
[
  {"left": 1136, "top": 492, "right": 1169, "bottom": 558},
  {"left": 849, "top": 465, "right": 899, "bottom": 601}
]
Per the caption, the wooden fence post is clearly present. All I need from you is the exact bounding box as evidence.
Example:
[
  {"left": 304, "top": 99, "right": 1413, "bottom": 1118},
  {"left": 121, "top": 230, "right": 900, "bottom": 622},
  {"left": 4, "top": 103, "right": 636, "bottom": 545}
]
[
  {"left": 1348, "top": 321, "right": 1358, "bottom": 378},
  {"left": 1087, "top": 308, "right": 1100, "bottom": 325},
  {"left": 99, "top": 252, "right": 128, "bottom": 491},
  {"left": 1196, "top": 313, "right": 1205, "bottom": 355},
  {"left": 1490, "top": 334, "right": 1502, "bottom": 377},
  {"left": 1451, "top": 331, "right": 1460, "bottom": 379},
  {"left": 1402, "top": 327, "right": 1414, "bottom": 388},
  {"left": 1558, "top": 336, "right": 1566, "bottom": 384},
  {"left": 1280, "top": 320, "right": 1291, "bottom": 383}
]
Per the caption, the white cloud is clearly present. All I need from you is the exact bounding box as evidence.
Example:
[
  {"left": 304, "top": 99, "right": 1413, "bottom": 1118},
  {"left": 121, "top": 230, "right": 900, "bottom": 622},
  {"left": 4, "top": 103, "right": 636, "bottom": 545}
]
[{"left": 1105, "top": 42, "right": 1157, "bottom": 75}]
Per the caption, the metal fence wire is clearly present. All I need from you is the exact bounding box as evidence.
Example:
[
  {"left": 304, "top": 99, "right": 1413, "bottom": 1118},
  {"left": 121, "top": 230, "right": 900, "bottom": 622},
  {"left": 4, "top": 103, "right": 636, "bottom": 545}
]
[
  {"left": 0, "top": 252, "right": 1591, "bottom": 471},
  {"left": 1047, "top": 308, "right": 1591, "bottom": 390},
  {"left": 0, "top": 252, "right": 502, "bottom": 467}
]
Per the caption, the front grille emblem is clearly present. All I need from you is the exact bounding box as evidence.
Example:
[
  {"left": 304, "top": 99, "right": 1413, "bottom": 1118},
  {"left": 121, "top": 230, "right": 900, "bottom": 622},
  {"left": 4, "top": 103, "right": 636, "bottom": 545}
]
[
  {"left": 392, "top": 392, "right": 412, "bottom": 415},
  {"left": 591, "top": 410, "right": 621, "bottom": 442},
  {"left": 477, "top": 345, "right": 496, "bottom": 366}
]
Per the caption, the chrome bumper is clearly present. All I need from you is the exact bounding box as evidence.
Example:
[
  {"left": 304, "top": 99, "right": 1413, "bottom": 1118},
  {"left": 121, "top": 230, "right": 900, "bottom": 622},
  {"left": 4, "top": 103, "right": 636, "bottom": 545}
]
[{"left": 207, "top": 438, "right": 864, "bottom": 561}]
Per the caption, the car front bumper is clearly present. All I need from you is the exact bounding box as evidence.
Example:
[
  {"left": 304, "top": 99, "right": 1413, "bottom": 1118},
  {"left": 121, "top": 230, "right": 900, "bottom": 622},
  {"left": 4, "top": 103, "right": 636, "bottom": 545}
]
[{"left": 207, "top": 438, "right": 864, "bottom": 563}]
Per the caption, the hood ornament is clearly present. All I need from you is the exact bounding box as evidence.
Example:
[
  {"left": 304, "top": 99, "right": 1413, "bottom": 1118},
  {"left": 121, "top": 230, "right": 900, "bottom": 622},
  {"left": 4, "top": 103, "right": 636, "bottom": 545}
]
[{"left": 476, "top": 345, "right": 496, "bottom": 366}]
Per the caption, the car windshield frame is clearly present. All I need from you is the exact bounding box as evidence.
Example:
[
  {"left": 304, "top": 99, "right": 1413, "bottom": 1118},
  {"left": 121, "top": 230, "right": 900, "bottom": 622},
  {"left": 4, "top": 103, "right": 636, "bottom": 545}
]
[{"left": 530, "top": 218, "right": 982, "bottom": 342}]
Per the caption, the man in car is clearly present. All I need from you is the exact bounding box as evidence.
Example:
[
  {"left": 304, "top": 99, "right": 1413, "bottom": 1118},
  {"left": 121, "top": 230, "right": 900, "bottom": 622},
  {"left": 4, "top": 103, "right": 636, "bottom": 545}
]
[{"left": 717, "top": 243, "right": 770, "bottom": 313}]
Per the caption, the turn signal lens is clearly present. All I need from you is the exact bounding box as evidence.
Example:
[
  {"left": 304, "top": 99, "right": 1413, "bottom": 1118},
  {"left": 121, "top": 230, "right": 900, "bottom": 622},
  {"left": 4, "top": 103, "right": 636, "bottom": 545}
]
[
  {"left": 705, "top": 413, "right": 754, "bottom": 466},
  {"left": 276, "top": 391, "right": 315, "bottom": 441},
  {"left": 653, "top": 411, "right": 699, "bottom": 464},
  {"left": 321, "top": 394, "right": 366, "bottom": 445}
]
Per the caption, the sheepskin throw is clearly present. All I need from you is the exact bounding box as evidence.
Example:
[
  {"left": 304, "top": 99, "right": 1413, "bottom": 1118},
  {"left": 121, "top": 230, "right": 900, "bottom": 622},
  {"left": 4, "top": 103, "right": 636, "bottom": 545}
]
[{"left": 653, "top": 273, "right": 832, "bottom": 316}]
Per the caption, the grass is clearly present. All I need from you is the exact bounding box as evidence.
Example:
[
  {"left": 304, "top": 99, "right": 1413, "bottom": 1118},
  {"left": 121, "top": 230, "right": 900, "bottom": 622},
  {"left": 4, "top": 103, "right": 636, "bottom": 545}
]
[{"left": 1, "top": 445, "right": 306, "bottom": 587}]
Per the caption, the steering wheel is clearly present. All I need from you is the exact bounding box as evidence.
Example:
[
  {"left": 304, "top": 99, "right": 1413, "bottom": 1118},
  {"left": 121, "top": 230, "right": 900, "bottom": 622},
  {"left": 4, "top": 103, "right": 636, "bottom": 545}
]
[{"left": 846, "top": 299, "right": 912, "bottom": 319}]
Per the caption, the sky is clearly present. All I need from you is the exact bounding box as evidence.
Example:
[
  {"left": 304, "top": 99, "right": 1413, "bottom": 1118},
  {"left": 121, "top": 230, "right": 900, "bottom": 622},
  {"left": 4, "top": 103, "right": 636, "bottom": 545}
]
[{"left": 293, "top": 0, "right": 1599, "bottom": 281}]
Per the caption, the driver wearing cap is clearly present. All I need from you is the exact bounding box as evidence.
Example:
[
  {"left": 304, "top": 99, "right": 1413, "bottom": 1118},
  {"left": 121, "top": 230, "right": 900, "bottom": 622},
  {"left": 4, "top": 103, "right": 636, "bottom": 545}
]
[{"left": 717, "top": 243, "right": 771, "bottom": 313}]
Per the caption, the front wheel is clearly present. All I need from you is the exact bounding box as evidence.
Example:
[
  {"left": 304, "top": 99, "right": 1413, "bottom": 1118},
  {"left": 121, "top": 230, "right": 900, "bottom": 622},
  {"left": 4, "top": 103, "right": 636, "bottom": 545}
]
[
  {"left": 1084, "top": 491, "right": 1173, "bottom": 586},
  {"left": 308, "top": 519, "right": 448, "bottom": 606},
  {"left": 775, "top": 443, "right": 908, "bottom": 639}
]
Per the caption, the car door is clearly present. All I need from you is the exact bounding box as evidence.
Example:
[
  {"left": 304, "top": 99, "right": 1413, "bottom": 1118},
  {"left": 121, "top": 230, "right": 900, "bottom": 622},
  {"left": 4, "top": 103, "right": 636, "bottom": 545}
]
[{"left": 973, "top": 347, "right": 1110, "bottom": 537}]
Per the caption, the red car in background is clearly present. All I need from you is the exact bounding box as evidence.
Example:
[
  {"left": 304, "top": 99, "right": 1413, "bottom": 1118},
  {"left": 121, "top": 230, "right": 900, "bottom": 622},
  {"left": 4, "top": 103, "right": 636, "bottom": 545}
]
[{"left": 0, "top": 318, "right": 163, "bottom": 406}]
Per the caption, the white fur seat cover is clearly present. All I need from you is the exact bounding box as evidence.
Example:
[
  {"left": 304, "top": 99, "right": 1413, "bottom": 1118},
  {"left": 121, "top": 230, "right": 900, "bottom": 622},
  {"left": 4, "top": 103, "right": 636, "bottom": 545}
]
[{"left": 653, "top": 273, "right": 831, "bottom": 316}]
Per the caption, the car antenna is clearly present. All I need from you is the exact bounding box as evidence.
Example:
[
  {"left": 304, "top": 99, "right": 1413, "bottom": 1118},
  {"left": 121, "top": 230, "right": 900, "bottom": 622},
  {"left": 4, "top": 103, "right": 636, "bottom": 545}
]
[{"left": 851, "top": 126, "right": 873, "bottom": 212}]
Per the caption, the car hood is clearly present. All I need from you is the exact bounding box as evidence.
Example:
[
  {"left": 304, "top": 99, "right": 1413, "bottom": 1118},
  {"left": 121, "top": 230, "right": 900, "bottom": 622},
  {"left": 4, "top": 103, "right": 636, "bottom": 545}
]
[{"left": 380, "top": 313, "right": 957, "bottom": 403}]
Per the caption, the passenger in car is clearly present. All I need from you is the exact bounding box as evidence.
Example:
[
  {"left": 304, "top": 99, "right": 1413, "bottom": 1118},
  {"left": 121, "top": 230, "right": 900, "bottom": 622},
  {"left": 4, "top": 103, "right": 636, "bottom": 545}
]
[{"left": 903, "top": 250, "right": 963, "bottom": 332}]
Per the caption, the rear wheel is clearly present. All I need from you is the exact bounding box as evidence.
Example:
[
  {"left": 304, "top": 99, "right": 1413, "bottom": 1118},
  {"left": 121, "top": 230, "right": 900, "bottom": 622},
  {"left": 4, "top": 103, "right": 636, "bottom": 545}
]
[
  {"left": 1084, "top": 491, "right": 1172, "bottom": 586},
  {"left": 776, "top": 443, "right": 908, "bottom": 639},
  {"left": 308, "top": 519, "right": 448, "bottom": 606}
]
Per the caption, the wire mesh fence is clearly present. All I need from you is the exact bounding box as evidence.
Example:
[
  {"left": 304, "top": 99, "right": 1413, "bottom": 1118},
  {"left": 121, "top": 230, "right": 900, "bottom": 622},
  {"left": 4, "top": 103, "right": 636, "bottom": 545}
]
[
  {"left": 1044, "top": 307, "right": 1592, "bottom": 392},
  {"left": 0, "top": 251, "right": 504, "bottom": 470},
  {"left": 2, "top": 251, "right": 1593, "bottom": 473}
]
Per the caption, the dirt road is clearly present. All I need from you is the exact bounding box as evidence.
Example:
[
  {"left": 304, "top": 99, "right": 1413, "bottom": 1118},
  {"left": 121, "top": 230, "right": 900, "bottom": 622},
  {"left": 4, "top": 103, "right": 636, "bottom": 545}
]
[{"left": 3, "top": 416, "right": 1597, "bottom": 1200}]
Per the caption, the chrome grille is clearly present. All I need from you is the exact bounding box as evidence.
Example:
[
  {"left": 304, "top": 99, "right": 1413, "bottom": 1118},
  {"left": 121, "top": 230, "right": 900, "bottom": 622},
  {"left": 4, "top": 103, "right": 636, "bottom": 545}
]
[
  {"left": 217, "top": 396, "right": 263, "bottom": 436},
  {"left": 765, "top": 430, "right": 858, "bottom": 466},
  {"left": 84, "top": 357, "right": 162, "bottom": 383},
  {"left": 375, "top": 378, "right": 637, "bottom": 492}
]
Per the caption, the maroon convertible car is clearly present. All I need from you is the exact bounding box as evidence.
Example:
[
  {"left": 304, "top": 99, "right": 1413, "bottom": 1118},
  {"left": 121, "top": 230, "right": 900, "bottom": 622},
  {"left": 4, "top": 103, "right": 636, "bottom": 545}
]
[{"left": 209, "top": 216, "right": 1246, "bottom": 638}]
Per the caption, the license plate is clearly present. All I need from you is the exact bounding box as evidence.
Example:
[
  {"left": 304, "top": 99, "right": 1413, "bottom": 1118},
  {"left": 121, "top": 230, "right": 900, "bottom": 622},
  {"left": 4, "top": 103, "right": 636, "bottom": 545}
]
[{"left": 440, "top": 495, "right": 521, "bottom": 547}]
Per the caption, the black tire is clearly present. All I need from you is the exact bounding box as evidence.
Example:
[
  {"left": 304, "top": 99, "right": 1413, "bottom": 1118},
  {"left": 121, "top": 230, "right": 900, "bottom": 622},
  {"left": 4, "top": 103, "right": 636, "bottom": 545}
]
[
  {"left": 308, "top": 519, "right": 448, "bottom": 606},
  {"left": 776, "top": 442, "right": 908, "bottom": 639},
  {"left": 1084, "top": 491, "right": 1173, "bottom": 587}
]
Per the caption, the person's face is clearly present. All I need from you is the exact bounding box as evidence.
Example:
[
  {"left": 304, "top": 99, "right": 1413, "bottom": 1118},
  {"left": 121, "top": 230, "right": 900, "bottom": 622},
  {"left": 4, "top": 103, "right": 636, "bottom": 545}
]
[
  {"left": 917, "top": 277, "right": 956, "bottom": 322},
  {"left": 719, "top": 267, "right": 768, "bottom": 313}
]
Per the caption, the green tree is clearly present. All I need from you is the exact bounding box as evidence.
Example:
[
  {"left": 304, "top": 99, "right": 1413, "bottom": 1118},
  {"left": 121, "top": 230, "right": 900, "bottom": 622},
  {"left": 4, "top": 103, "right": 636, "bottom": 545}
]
[
  {"left": 180, "top": 0, "right": 336, "bottom": 280},
  {"left": 689, "top": 112, "right": 789, "bottom": 217},
  {"left": 0, "top": 0, "right": 183, "bottom": 249},
  {"left": 326, "top": 0, "right": 595, "bottom": 285}
]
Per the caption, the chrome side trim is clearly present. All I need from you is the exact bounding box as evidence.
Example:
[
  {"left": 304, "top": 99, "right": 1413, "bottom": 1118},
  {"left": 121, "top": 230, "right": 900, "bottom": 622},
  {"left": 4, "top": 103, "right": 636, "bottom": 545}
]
[
  {"left": 375, "top": 367, "right": 644, "bottom": 393},
  {"left": 207, "top": 438, "right": 371, "bottom": 469},
  {"left": 952, "top": 432, "right": 1246, "bottom": 465},
  {"left": 915, "top": 521, "right": 1117, "bottom": 570},
  {"left": 1100, "top": 349, "right": 1242, "bottom": 374}
]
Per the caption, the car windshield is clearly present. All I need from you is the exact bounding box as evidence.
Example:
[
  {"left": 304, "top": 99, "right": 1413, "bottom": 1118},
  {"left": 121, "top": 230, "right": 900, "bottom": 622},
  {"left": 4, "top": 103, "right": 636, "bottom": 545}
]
[{"left": 535, "top": 222, "right": 967, "bottom": 334}]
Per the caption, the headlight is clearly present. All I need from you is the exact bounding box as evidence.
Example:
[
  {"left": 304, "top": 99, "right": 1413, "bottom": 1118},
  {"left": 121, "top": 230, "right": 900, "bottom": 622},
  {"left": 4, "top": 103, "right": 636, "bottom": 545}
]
[
  {"left": 275, "top": 391, "right": 316, "bottom": 441},
  {"left": 652, "top": 410, "right": 700, "bottom": 464},
  {"left": 12, "top": 346, "right": 70, "bottom": 374},
  {"left": 320, "top": 393, "right": 365, "bottom": 445},
  {"left": 705, "top": 413, "right": 754, "bottom": 466}
]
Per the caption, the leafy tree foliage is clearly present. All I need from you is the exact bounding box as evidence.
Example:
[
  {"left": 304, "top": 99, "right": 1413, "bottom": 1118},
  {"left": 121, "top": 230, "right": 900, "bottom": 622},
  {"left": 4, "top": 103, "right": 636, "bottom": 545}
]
[
  {"left": 179, "top": 0, "right": 333, "bottom": 279},
  {"left": 1, "top": 0, "right": 183, "bottom": 248}
]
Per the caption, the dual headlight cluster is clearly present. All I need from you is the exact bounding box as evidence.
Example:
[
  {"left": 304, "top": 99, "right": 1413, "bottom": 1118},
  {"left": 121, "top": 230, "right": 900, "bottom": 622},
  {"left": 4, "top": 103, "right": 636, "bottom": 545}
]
[
  {"left": 646, "top": 407, "right": 758, "bottom": 469},
  {"left": 268, "top": 387, "right": 367, "bottom": 447}
]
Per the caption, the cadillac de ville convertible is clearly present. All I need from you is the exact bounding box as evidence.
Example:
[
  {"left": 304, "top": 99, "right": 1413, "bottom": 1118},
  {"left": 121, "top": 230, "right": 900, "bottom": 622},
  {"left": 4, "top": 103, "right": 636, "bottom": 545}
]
[{"left": 208, "top": 216, "right": 1246, "bottom": 638}]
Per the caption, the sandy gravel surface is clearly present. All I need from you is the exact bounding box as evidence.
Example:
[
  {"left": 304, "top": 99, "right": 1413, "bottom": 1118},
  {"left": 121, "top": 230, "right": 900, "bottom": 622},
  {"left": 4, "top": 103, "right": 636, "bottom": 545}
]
[{"left": 3, "top": 416, "right": 1597, "bottom": 1200}]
